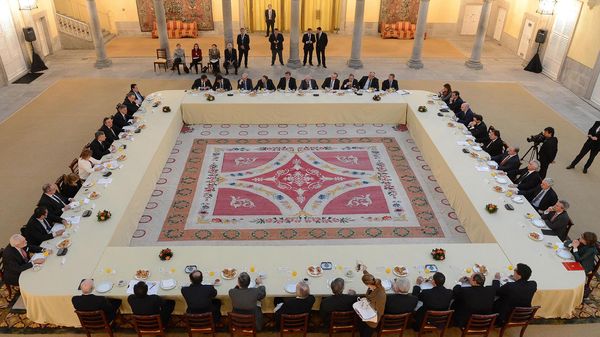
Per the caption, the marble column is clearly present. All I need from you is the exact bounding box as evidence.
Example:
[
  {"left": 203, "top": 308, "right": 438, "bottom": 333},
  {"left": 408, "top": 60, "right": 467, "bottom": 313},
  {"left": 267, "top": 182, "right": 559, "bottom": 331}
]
[
  {"left": 287, "top": 0, "right": 301, "bottom": 68},
  {"left": 407, "top": 0, "right": 430, "bottom": 69},
  {"left": 347, "top": 0, "right": 365, "bottom": 69},
  {"left": 222, "top": 0, "right": 234, "bottom": 46},
  {"left": 153, "top": 0, "right": 170, "bottom": 60},
  {"left": 465, "top": 0, "right": 493, "bottom": 69},
  {"left": 85, "top": 0, "right": 111, "bottom": 68}
]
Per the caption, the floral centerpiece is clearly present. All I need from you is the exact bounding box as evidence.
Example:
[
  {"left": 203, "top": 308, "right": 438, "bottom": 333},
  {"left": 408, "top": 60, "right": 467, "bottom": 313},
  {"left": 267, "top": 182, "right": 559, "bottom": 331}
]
[
  {"left": 431, "top": 248, "right": 446, "bottom": 261},
  {"left": 205, "top": 93, "right": 215, "bottom": 101},
  {"left": 485, "top": 203, "right": 498, "bottom": 214},
  {"left": 372, "top": 94, "right": 381, "bottom": 101},
  {"left": 97, "top": 210, "right": 111, "bottom": 221},
  {"left": 159, "top": 248, "right": 173, "bottom": 261}
]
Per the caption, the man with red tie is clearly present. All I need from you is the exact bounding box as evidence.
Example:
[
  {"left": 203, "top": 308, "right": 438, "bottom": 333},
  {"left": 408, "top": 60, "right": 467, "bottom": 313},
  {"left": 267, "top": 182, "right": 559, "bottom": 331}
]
[{"left": 2, "top": 234, "right": 45, "bottom": 286}]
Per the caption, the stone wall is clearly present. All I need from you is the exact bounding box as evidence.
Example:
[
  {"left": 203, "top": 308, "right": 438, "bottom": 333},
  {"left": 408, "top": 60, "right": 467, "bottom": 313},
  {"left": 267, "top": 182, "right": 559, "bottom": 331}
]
[{"left": 559, "top": 57, "right": 594, "bottom": 98}]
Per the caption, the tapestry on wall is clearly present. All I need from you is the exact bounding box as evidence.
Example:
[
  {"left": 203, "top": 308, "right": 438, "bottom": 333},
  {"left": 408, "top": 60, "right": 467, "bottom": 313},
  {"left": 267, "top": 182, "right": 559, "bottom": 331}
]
[
  {"left": 379, "top": 0, "right": 419, "bottom": 27},
  {"left": 136, "top": 0, "right": 214, "bottom": 32}
]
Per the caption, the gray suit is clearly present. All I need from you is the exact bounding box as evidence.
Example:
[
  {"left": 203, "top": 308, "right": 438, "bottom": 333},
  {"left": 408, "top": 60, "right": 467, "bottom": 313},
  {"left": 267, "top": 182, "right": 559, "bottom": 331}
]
[{"left": 229, "top": 286, "right": 266, "bottom": 330}]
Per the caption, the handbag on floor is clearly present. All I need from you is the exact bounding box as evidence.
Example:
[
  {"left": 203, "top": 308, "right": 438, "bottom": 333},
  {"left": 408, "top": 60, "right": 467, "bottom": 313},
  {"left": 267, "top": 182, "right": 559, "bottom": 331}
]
[{"left": 183, "top": 65, "right": 190, "bottom": 73}]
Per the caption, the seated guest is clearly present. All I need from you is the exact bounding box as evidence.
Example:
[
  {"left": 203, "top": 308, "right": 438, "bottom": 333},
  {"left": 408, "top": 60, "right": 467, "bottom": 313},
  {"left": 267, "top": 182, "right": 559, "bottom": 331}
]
[
  {"left": 491, "top": 147, "right": 521, "bottom": 179},
  {"left": 38, "top": 183, "right": 71, "bottom": 224},
  {"left": 522, "top": 178, "right": 558, "bottom": 213},
  {"left": 72, "top": 279, "right": 122, "bottom": 322},
  {"left": 385, "top": 278, "right": 417, "bottom": 314},
  {"left": 277, "top": 71, "right": 297, "bottom": 91},
  {"left": 448, "top": 91, "right": 464, "bottom": 115},
  {"left": 90, "top": 131, "right": 111, "bottom": 160},
  {"left": 113, "top": 103, "right": 132, "bottom": 135},
  {"left": 381, "top": 73, "right": 399, "bottom": 91},
  {"left": 439, "top": 83, "right": 452, "bottom": 104},
  {"left": 319, "top": 278, "right": 357, "bottom": 327},
  {"left": 192, "top": 74, "right": 212, "bottom": 91},
  {"left": 321, "top": 72, "right": 340, "bottom": 90},
  {"left": 412, "top": 272, "right": 453, "bottom": 329},
  {"left": 513, "top": 160, "right": 542, "bottom": 194},
  {"left": 229, "top": 272, "right": 266, "bottom": 330},
  {"left": 2, "top": 234, "right": 45, "bottom": 286},
  {"left": 181, "top": 270, "right": 221, "bottom": 321},
  {"left": 493, "top": 264, "right": 537, "bottom": 326},
  {"left": 22, "top": 206, "right": 65, "bottom": 246},
  {"left": 541, "top": 200, "right": 571, "bottom": 240},
  {"left": 208, "top": 44, "right": 221, "bottom": 74},
  {"left": 456, "top": 102, "right": 474, "bottom": 126},
  {"left": 189, "top": 43, "right": 202, "bottom": 74},
  {"left": 237, "top": 73, "right": 253, "bottom": 91},
  {"left": 223, "top": 42, "right": 238, "bottom": 75},
  {"left": 130, "top": 83, "right": 144, "bottom": 104},
  {"left": 212, "top": 74, "right": 232, "bottom": 91},
  {"left": 276, "top": 281, "right": 315, "bottom": 319},
  {"left": 452, "top": 273, "right": 500, "bottom": 327},
  {"left": 468, "top": 114, "right": 488, "bottom": 144},
  {"left": 358, "top": 270, "right": 386, "bottom": 337},
  {"left": 254, "top": 75, "right": 276, "bottom": 91},
  {"left": 100, "top": 117, "right": 119, "bottom": 147},
  {"left": 128, "top": 281, "right": 175, "bottom": 326},
  {"left": 483, "top": 129, "right": 505, "bottom": 157},
  {"left": 299, "top": 75, "right": 318, "bottom": 90},
  {"left": 57, "top": 173, "right": 82, "bottom": 199},
  {"left": 78, "top": 148, "right": 103, "bottom": 180},
  {"left": 566, "top": 232, "right": 598, "bottom": 274},
  {"left": 123, "top": 92, "right": 140, "bottom": 117},
  {"left": 341, "top": 74, "right": 359, "bottom": 90},
  {"left": 358, "top": 72, "right": 379, "bottom": 91},
  {"left": 171, "top": 43, "right": 186, "bottom": 74}
]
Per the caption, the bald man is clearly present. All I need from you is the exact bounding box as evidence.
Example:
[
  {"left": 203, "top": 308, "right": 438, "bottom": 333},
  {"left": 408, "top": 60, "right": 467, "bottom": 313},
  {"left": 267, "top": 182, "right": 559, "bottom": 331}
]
[
  {"left": 2, "top": 234, "right": 44, "bottom": 286},
  {"left": 72, "top": 279, "right": 122, "bottom": 322},
  {"left": 456, "top": 102, "right": 474, "bottom": 127}
]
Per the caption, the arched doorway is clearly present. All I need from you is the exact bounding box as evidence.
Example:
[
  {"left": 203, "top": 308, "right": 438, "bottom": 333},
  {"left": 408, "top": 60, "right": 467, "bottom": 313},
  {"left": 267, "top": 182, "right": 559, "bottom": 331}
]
[{"left": 243, "top": 0, "right": 342, "bottom": 33}]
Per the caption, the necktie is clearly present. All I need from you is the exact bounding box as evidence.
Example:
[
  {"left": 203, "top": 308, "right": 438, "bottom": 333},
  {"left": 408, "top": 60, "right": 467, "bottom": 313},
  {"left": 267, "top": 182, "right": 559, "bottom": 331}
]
[
  {"left": 52, "top": 194, "right": 66, "bottom": 207},
  {"left": 500, "top": 155, "right": 512, "bottom": 166},
  {"left": 519, "top": 171, "right": 530, "bottom": 182},
  {"left": 285, "top": 79, "right": 289, "bottom": 90},
  {"left": 43, "top": 219, "right": 52, "bottom": 232},
  {"left": 19, "top": 248, "right": 28, "bottom": 260},
  {"left": 551, "top": 212, "right": 559, "bottom": 222},
  {"left": 532, "top": 189, "right": 547, "bottom": 207},
  {"left": 330, "top": 79, "right": 334, "bottom": 89}
]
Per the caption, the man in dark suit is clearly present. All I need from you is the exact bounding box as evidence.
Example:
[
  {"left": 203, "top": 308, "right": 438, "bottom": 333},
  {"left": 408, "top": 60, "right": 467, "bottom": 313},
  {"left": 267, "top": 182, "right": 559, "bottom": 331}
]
[
  {"left": 229, "top": 272, "right": 266, "bottom": 330},
  {"left": 319, "top": 278, "right": 357, "bottom": 327},
  {"left": 128, "top": 281, "right": 175, "bottom": 326},
  {"left": 254, "top": 75, "right": 276, "bottom": 91},
  {"left": 448, "top": 91, "right": 464, "bottom": 115},
  {"left": 452, "top": 273, "right": 500, "bottom": 327},
  {"left": 100, "top": 117, "right": 119, "bottom": 148},
  {"left": 493, "top": 264, "right": 537, "bottom": 326},
  {"left": 236, "top": 28, "right": 250, "bottom": 68},
  {"left": 269, "top": 28, "right": 284, "bottom": 66},
  {"left": 299, "top": 75, "right": 318, "bottom": 90},
  {"left": 3, "top": 234, "right": 44, "bottom": 286},
  {"left": 90, "top": 131, "right": 110, "bottom": 160},
  {"left": 123, "top": 92, "right": 140, "bottom": 117},
  {"left": 492, "top": 147, "right": 521, "bottom": 179},
  {"left": 513, "top": 160, "right": 542, "bottom": 194},
  {"left": 212, "top": 74, "right": 232, "bottom": 91},
  {"left": 22, "top": 207, "right": 64, "bottom": 246},
  {"left": 412, "top": 272, "right": 453, "bottom": 329},
  {"left": 223, "top": 43, "right": 238, "bottom": 75},
  {"left": 72, "top": 279, "right": 122, "bottom": 322},
  {"left": 181, "top": 271, "right": 221, "bottom": 321},
  {"left": 538, "top": 127, "right": 558, "bottom": 179},
  {"left": 237, "top": 73, "right": 253, "bottom": 91},
  {"left": 130, "top": 83, "right": 144, "bottom": 104},
  {"left": 192, "top": 74, "right": 212, "bottom": 90},
  {"left": 468, "top": 114, "right": 488, "bottom": 144},
  {"left": 277, "top": 71, "right": 297, "bottom": 91},
  {"left": 358, "top": 72, "right": 379, "bottom": 91},
  {"left": 341, "top": 74, "right": 359, "bottom": 90},
  {"left": 112, "top": 103, "right": 131, "bottom": 135},
  {"left": 276, "top": 282, "right": 315, "bottom": 321},
  {"left": 381, "top": 74, "right": 399, "bottom": 91},
  {"left": 265, "top": 4, "right": 276, "bottom": 37},
  {"left": 522, "top": 178, "right": 558, "bottom": 213},
  {"left": 541, "top": 200, "right": 571, "bottom": 240},
  {"left": 37, "top": 183, "right": 71, "bottom": 224},
  {"left": 483, "top": 129, "right": 505, "bottom": 157},
  {"left": 302, "top": 28, "right": 316, "bottom": 66},
  {"left": 457, "top": 103, "right": 474, "bottom": 127},
  {"left": 321, "top": 72, "right": 340, "bottom": 90},
  {"left": 385, "top": 278, "right": 418, "bottom": 314},
  {"left": 567, "top": 121, "right": 600, "bottom": 174},
  {"left": 315, "top": 27, "right": 328, "bottom": 68}
]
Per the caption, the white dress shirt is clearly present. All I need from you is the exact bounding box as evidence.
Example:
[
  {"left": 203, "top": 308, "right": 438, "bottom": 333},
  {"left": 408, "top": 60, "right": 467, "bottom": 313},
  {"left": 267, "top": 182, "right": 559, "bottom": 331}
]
[{"left": 78, "top": 157, "right": 101, "bottom": 179}]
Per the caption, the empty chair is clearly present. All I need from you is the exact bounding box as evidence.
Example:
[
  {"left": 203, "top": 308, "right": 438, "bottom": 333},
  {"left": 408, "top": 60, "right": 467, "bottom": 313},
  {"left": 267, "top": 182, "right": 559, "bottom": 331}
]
[
  {"left": 185, "top": 312, "right": 215, "bottom": 337},
  {"left": 498, "top": 306, "right": 540, "bottom": 337},
  {"left": 460, "top": 314, "right": 497, "bottom": 337},
  {"left": 378, "top": 313, "right": 411, "bottom": 337},
  {"left": 132, "top": 314, "right": 165, "bottom": 337},
  {"left": 154, "top": 49, "right": 168, "bottom": 72},
  {"left": 418, "top": 310, "right": 453, "bottom": 337},
  {"left": 329, "top": 311, "right": 356, "bottom": 337},
  {"left": 75, "top": 310, "right": 114, "bottom": 337},
  {"left": 280, "top": 313, "right": 309, "bottom": 337},
  {"left": 229, "top": 312, "right": 256, "bottom": 337}
]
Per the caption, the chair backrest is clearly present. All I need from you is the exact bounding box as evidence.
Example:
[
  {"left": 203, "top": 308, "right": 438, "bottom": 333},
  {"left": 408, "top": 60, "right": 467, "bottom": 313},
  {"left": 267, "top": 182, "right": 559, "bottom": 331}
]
[
  {"left": 281, "top": 313, "right": 309, "bottom": 336},
  {"left": 588, "top": 243, "right": 600, "bottom": 286},
  {"left": 229, "top": 312, "right": 256, "bottom": 337},
  {"left": 330, "top": 311, "right": 355, "bottom": 334},
  {"left": 419, "top": 310, "right": 453, "bottom": 337},
  {"left": 461, "top": 314, "right": 497, "bottom": 337},
  {"left": 185, "top": 312, "right": 215, "bottom": 334},
  {"left": 565, "top": 219, "right": 574, "bottom": 239},
  {"left": 378, "top": 313, "right": 411, "bottom": 337},
  {"left": 132, "top": 314, "right": 163, "bottom": 335},
  {"left": 75, "top": 310, "right": 110, "bottom": 331},
  {"left": 156, "top": 49, "right": 167, "bottom": 60},
  {"left": 505, "top": 306, "right": 539, "bottom": 326},
  {"left": 69, "top": 158, "right": 79, "bottom": 174}
]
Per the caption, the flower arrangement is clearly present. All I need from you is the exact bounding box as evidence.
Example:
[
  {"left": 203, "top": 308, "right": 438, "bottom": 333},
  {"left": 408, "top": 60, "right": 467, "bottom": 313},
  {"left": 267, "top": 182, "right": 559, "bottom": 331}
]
[
  {"left": 97, "top": 210, "right": 111, "bottom": 222},
  {"left": 485, "top": 203, "right": 498, "bottom": 214},
  {"left": 205, "top": 93, "right": 215, "bottom": 101},
  {"left": 431, "top": 248, "right": 446, "bottom": 261},
  {"left": 372, "top": 94, "right": 381, "bottom": 101},
  {"left": 159, "top": 248, "right": 173, "bottom": 261}
]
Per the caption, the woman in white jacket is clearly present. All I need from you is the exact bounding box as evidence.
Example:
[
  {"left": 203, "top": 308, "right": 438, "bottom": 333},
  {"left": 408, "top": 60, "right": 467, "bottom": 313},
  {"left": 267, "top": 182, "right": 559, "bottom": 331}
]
[{"left": 78, "top": 148, "right": 103, "bottom": 179}]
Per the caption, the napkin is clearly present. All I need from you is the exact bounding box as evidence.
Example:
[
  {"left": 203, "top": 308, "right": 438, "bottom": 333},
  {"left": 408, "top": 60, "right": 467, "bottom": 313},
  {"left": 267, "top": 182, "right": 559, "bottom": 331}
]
[
  {"left": 127, "top": 280, "right": 158, "bottom": 295},
  {"left": 51, "top": 224, "right": 65, "bottom": 233},
  {"left": 31, "top": 253, "right": 46, "bottom": 261},
  {"left": 476, "top": 166, "right": 491, "bottom": 172},
  {"left": 61, "top": 215, "right": 81, "bottom": 225},
  {"left": 457, "top": 141, "right": 468, "bottom": 146},
  {"left": 97, "top": 178, "right": 113, "bottom": 185}
]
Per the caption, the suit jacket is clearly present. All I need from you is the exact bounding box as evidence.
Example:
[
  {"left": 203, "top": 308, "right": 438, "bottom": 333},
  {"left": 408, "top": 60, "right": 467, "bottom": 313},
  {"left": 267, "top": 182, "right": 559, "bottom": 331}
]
[
  {"left": 483, "top": 138, "right": 504, "bottom": 157},
  {"left": 493, "top": 280, "right": 537, "bottom": 325},
  {"left": 254, "top": 79, "right": 276, "bottom": 91},
  {"left": 224, "top": 48, "right": 238, "bottom": 64},
  {"left": 2, "top": 244, "right": 42, "bottom": 285},
  {"left": 381, "top": 79, "right": 399, "bottom": 91},
  {"left": 515, "top": 169, "right": 542, "bottom": 193},
  {"left": 469, "top": 122, "right": 488, "bottom": 144},
  {"left": 585, "top": 121, "right": 600, "bottom": 149},
  {"left": 316, "top": 32, "right": 328, "bottom": 50},
  {"left": 90, "top": 139, "right": 109, "bottom": 160},
  {"left": 192, "top": 79, "right": 212, "bottom": 90},
  {"left": 212, "top": 79, "right": 232, "bottom": 91},
  {"left": 132, "top": 90, "right": 144, "bottom": 103},
  {"left": 269, "top": 33, "right": 284, "bottom": 51},
  {"left": 265, "top": 8, "right": 276, "bottom": 22},
  {"left": 452, "top": 281, "right": 500, "bottom": 327},
  {"left": 539, "top": 137, "right": 558, "bottom": 163},
  {"left": 123, "top": 99, "right": 139, "bottom": 116},
  {"left": 236, "top": 34, "right": 250, "bottom": 51},
  {"left": 112, "top": 112, "right": 130, "bottom": 135},
  {"left": 72, "top": 294, "right": 121, "bottom": 322},
  {"left": 100, "top": 124, "right": 119, "bottom": 148},
  {"left": 23, "top": 215, "right": 53, "bottom": 246},
  {"left": 302, "top": 33, "right": 316, "bottom": 50},
  {"left": 318, "top": 294, "right": 357, "bottom": 326},
  {"left": 128, "top": 294, "right": 169, "bottom": 316},
  {"left": 321, "top": 78, "right": 340, "bottom": 90},
  {"left": 448, "top": 97, "right": 464, "bottom": 115},
  {"left": 277, "top": 77, "right": 297, "bottom": 91},
  {"left": 358, "top": 76, "right": 379, "bottom": 91},
  {"left": 229, "top": 286, "right": 266, "bottom": 329},
  {"left": 568, "top": 241, "right": 599, "bottom": 273},
  {"left": 492, "top": 152, "right": 521, "bottom": 177},
  {"left": 542, "top": 211, "right": 570, "bottom": 240},
  {"left": 181, "top": 284, "right": 218, "bottom": 314},
  {"left": 456, "top": 108, "right": 474, "bottom": 126},
  {"left": 522, "top": 186, "right": 558, "bottom": 212},
  {"left": 237, "top": 78, "right": 253, "bottom": 91},
  {"left": 341, "top": 79, "right": 359, "bottom": 90},
  {"left": 299, "top": 79, "right": 318, "bottom": 90},
  {"left": 384, "top": 294, "right": 418, "bottom": 314},
  {"left": 38, "top": 193, "right": 68, "bottom": 224},
  {"left": 411, "top": 285, "right": 453, "bottom": 324},
  {"left": 278, "top": 296, "right": 315, "bottom": 315}
]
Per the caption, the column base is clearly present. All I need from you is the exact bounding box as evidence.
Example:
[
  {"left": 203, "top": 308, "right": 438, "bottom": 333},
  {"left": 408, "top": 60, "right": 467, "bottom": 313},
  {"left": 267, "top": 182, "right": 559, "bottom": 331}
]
[
  {"left": 286, "top": 59, "right": 302, "bottom": 69},
  {"left": 347, "top": 58, "right": 363, "bottom": 69},
  {"left": 465, "top": 59, "right": 483, "bottom": 70},
  {"left": 407, "top": 58, "right": 424, "bottom": 69},
  {"left": 94, "top": 58, "right": 112, "bottom": 69}
]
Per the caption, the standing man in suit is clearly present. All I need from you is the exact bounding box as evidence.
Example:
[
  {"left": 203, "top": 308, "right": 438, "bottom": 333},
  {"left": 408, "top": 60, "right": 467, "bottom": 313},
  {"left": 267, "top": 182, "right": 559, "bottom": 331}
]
[
  {"left": 265, "top": 4, "right": 276, "bottom": 37},
  {"left": 315, "top": 27, "right": 328, "bottom": 68},
  {"left": 385, "top": 278, "right": 418, "bottom": 314},
  {"left": 342, "top": 74, "right": 359, "bottom": 90},
  {"left": 491, "top": 147, "right": 521, "bottom": 179},
  {"left": 541, "top": 200, "right": 571, "bottom": 240},
  {"left": 100, "top": 117, "right": 119, "bottom": 147},
  {"left": 237, "top": 73, "right": 253, "bottom": 91},
  {"left": 493, "top": 264, "right": 537, "bottom": 326},
  {"left": 192, "top": 74, "right": 212, "bottom": 90},
  {"left": 302, "top": 28, "right": 316, "bottom": 66},
  {"left": 181, "top": 270, "right": 221, "bottom": 321},
  {"left": 483, "top": 129, "right": 505, "bottom": 157},
  {"left": 358, "top": 72, "right": 379, "bottom": 91},
  {"left": 72, "top": 279, "right": 122, "bottom": 322},
  {"left": 38, "top": 183, "right": 71, "bottom": 225},
  {"left": 130, "top": 83, "right": 144, "bottom": 104},
  {"left": 381, "top": 74, "right": 399, "bottom": 91},
  {"left": 223, "top": 42, "right": 238, "bottom": 75},
  {"left": 90, "top": 131, "right": 110, "bottom": 160},
  {"left": 448, "top": 91, "right": 464, "bottom": 115},
  {"left": 212, "top": 74, "right": 232, "bottom": 91},
  {"left": 2, "top": 234, "right": 45, "bottom": 286},
  {"left": 277, "top": 71, "right": 297, "bottom": 91},
  {"left": 299, "top": 75, "right": 318, "bottom": 90},
  {"left": 452, "top": 273, "right": 500, "bottom": 327},
  {"left": 567, "top": 121, "right": 600, "bottom": 174},
  {"left": 22, "top": 207, "right": 65, "bottom": 246},
  {"left": 112, "top": 103, "right": 131, "bottom": 135},
  {"left": 321, "top": 72, "right": 340, "bottom": 90},
  {"left": 538, "top": 127, "right": 558, "bottom": 179},
  {"left": 319, "top": 278, "right": 357, "bottom": 327},
  {"left": 522, "top": 178, "right": 558, "bottom": 213},
  {"left": 229, "top": 272, "right": 266, "bottom": 330},
  {"left": 412, "top": 272, "right": 453, "bottom": 329},
  {"left": 237, "top": 28, "right": 250, "bottom": 68},
  {"left": 269, "top": 28, "right": 284, "bottom": 66},
  {"left": 513, "top": 160, "right": 542, "bottom": 194},
  {"left": 128, "top": 281, "right": 175, "bottom": 326}
]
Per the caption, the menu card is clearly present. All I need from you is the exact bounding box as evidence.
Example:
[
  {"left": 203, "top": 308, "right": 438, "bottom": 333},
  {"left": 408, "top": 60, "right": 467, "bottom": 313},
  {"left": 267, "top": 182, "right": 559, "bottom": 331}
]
[{"left": 562, "top": 262, "right": 584, "bottom": 271}]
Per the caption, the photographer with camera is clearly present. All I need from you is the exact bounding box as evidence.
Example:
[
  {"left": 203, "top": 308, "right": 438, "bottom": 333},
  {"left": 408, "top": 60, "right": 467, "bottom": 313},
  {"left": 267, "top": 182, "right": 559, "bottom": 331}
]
[{"left": 538, "top": 127, "right": 558, "bottom": 179}]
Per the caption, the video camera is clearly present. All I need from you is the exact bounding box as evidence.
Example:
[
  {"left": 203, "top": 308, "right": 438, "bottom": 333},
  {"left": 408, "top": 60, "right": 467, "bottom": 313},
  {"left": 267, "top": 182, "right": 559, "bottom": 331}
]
[{"left": 527, "top": 132, "right": 545, "bottom": 145}]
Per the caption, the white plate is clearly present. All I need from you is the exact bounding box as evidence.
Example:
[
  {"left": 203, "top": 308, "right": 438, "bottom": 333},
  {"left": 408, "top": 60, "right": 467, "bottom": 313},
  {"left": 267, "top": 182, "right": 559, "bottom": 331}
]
[
  {"left": 160, "top": 279, "right": 177, "bottom": 290},
  {"left": 83, "top": 181, "right": 94, "bottom": 188},
  {"left": 284, "top": 283, "right": 296, "bottom": 294},
  {"left": 465, "top": 135, "right": 475, "bottom": 141},
  {"left": 56, "top": 239, "right": 71, "bottom": 249},
  {"left": 381, "top": 279, "right": 392, "bottom": 291},
  {"left": 495, "top": 177, "right": 509, "bottom": 184},
  {"left": 512, "top": 196, "right": 525, "bottom": 204},
  {"left": 493, "top": 186, "right": 507, "bottom": 193},
  {"left": 528, "top": 232, "right": 544, "bottom": 241},
  {"left": 392, "top": 266, "right": 408, "bottom": 277},
  {"left": 96, "top": 281, "right": 113, "bottom": 293},
  {"left": 531, "top": 219, "right": 546, "bottom": 228},
  {"left": 556, "top": 249, "right": 573, "bottom": 260},
  {"left": 419, "top": 282, "right": 433, "bottom": 290},
  {"left": 471, "top": 145, "right": 482, "bottom": 151}
]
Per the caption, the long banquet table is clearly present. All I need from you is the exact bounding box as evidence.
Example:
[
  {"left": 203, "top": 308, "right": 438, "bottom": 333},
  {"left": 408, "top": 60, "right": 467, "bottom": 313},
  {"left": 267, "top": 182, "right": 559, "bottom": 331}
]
[{"left": 18, "top": 89, "right": 584, "bottom": 326}]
